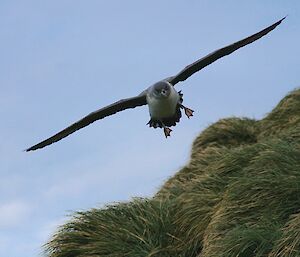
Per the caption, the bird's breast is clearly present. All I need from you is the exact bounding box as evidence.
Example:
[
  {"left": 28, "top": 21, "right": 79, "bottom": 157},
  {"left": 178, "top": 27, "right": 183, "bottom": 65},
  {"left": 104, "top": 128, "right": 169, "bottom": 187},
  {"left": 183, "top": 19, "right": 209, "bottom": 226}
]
[{"left": 146, "top": 90, "right": 180, "bottom": 119}]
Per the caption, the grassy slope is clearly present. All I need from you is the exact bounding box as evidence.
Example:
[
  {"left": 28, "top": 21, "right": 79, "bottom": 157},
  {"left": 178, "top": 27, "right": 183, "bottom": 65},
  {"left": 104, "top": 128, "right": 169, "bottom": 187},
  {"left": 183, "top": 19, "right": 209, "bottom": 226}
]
[{"left": 46, "top": 89, "right": 300, "bottom": 257}]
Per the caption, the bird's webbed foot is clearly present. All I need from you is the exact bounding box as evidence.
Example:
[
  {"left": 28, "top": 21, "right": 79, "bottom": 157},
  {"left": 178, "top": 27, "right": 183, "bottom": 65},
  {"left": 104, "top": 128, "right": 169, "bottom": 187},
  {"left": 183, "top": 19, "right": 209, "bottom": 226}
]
[
  {"left": 163, "top": 126, "right": 172, "bottom": 138},
  {"left": 180, "top": 104, "right": 194, "bottom": 118}
]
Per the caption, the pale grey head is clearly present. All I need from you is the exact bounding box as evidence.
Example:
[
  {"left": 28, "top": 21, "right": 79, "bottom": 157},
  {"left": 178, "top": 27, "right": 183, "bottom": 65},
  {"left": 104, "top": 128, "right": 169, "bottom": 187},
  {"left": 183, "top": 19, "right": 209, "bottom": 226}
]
[{"left": 149, "top": 81, "right": 172, "bottom": 99}]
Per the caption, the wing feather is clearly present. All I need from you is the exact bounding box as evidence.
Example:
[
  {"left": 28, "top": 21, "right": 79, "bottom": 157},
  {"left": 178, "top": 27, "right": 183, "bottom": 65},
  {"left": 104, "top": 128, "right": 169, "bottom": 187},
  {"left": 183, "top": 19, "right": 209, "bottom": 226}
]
[
  {"left": 26, "top": 94, "right": 147, "bottom": 151},
  {"left": 169, "top": 17, "right": 285, "bottom": 85}
]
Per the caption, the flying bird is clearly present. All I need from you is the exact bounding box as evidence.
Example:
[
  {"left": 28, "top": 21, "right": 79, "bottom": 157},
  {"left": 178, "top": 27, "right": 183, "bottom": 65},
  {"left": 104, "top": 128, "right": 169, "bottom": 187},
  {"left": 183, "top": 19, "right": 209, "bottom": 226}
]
[{"left": 26, "top": 17, "right": 285, "bottom": 151}]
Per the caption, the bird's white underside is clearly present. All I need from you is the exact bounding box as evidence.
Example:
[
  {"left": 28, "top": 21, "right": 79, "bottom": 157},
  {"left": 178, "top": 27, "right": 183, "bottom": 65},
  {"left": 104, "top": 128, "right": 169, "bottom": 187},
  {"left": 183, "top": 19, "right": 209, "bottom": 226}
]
[{"left": 146, "top": 86, "right": 180, "bottom": 119}]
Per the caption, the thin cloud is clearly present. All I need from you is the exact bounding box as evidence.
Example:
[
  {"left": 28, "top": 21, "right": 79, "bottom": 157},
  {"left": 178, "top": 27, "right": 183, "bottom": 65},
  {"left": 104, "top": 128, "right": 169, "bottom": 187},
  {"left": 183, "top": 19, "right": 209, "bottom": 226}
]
[{"left": 0, "top": 200, "right": 32, "bottom": 228}]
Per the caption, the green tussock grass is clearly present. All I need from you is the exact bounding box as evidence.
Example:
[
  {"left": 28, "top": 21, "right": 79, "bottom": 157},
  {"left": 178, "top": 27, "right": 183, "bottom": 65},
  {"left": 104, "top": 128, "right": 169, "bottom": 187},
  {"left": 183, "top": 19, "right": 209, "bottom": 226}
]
[
  {"left": 46, "top": 88, "right": 300, "bottom": 257},
  {"left": 46, "top": 199, "right": 180, "bottom": 257}
]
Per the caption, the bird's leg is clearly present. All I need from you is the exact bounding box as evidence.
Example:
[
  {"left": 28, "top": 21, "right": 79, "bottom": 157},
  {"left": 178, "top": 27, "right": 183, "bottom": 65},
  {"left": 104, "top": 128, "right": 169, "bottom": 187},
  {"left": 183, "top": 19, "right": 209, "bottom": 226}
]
[
  {"left": 180, "top": 104, "right": 194, "bottom": 118},
  {"left": 162, "top": 123, "right": 172, "bottom": 138}
]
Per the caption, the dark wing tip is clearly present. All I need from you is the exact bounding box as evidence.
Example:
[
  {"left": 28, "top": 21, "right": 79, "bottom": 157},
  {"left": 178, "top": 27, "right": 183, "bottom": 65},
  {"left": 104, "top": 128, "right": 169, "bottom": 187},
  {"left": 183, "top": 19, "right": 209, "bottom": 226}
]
[
  {"left": 24, "top": 145, "right": 34, "bottom": 152},
  {"left": 25, "top": 145, "right": 40, "bottom": 152},
  {"left": 277, "top": 16, "right": 287, "bottom": 25},
  {"left": 25, "top": 140, "right": 53, "bottom": 152}
]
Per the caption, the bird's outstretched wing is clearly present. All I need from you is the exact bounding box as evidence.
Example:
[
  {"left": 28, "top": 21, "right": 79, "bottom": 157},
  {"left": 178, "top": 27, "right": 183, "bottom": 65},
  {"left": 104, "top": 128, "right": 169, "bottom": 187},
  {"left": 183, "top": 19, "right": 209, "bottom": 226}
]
[
  {"left": 168, "top": 17, "right": 285, "bottom": 86},
  {"left": 26, "top": 94, "right": 147, "bottom": 151}
]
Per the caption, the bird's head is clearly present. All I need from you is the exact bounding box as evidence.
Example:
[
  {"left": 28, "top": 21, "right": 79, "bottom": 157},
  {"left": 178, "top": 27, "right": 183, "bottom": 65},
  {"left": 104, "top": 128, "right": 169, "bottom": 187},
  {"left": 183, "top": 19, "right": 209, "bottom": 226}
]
[{"left": 152, "top": 81, "right": 172, "bottom": 99}]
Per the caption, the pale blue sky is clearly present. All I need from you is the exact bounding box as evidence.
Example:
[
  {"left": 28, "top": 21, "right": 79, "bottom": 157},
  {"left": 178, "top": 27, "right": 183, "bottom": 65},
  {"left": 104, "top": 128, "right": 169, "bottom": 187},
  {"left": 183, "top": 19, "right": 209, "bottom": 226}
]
[{"left": 1, "top": 1, "right": 299, "bottom": 257}]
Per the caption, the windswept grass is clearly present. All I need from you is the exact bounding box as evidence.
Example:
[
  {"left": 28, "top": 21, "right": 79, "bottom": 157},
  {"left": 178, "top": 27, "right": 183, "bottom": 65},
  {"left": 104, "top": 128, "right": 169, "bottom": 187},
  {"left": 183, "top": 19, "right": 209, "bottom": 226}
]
[
  {"left": 46, "top": 199, "right": 180, "bottom": 257},
  {"left": 46, "top": 88, "right": 300, "bottom": 257}
]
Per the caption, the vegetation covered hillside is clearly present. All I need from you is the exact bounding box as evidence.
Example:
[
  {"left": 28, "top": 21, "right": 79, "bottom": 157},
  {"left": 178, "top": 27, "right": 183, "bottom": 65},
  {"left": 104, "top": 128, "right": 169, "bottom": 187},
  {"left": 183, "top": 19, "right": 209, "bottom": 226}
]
[{"left": 46, "top": 89, "right": 300, "bottom": 257}]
